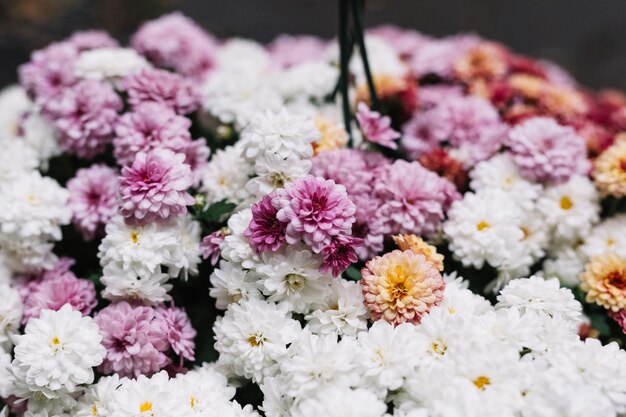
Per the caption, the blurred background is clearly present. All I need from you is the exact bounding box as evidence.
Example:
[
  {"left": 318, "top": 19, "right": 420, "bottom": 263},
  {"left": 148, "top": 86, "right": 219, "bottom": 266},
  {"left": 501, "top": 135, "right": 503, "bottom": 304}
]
[{"left": 1, "top": 0, "right": 626, "bottom": 90}]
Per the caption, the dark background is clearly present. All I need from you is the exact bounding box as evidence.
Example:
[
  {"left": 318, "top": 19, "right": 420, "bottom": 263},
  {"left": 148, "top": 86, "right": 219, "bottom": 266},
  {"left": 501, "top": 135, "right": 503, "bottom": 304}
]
[{"left": 1, "top": 0, "right": 626, "bottom": 90}]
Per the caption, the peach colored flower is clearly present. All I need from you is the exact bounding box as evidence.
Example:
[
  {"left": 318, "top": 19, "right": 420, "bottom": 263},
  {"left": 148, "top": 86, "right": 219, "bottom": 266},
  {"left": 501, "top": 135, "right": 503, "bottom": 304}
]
[
  {"left": 392, "top": 234, "right": 444, "bottom": 272},
  {"left": 312, "top": 115, "right": 348, "bottom": 155},
  {"left": 454, "top": 42, "right": 508, "bottom": 82},
  {"left": 580, "top": 253, "right": 626, "bottom": 312},
  {"left": 593, "top": 138, "right": 626, "bottom": 197}
]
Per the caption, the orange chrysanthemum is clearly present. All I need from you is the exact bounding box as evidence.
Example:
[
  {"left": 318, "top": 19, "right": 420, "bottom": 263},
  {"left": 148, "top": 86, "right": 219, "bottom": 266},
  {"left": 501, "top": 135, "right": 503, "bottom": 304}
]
[
  {"left": 392, "top": 234, "right": 444, "bottom": 271},
  {"left": 593, "top": 137, "right": 626, "bottom": 197},
  {"left": 312, "top": 115, "right": 348, "bottom": 155},
  {"left": 580, "top": 253, "right": 626, "bottom": 312},
  {"left": 454, "top": 42, "right": 508, "bottom": 82}
]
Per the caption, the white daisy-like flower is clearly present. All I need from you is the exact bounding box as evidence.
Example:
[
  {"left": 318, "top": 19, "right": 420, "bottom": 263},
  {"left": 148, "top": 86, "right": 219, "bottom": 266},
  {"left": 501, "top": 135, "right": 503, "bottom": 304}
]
[
  {"left": 443, "top": 189, "right": 525, "bottom": 269},
  {"left": 170, "top": 216, "right": 202, "bottom": 280},
  {"left": 0, "top": 85, "right": 30, "bottom": 139},
  {"left": 216, "top": 38, "right": 271, "bottom": 78},
  {"left": 257, "top": 246, "right": 332, "bottom": 314},
  {"left": 470, "top": 152, "right": 542, "bottom": 210},
  {"left": 201, "top": 145, "right": 253, "bottom": 205},
  {"left": 12, "top": 304, "right": 105, "bottom": 394},
  {"left": 73, "top": 374, "right": 125, "bottom": 417},
  {"left": 20, "top": 110, "right": 60, "bottom": 168},
  {"left": 0, "top": 351, "right": 13, "bottom": 397},
  {"left": 274, "top": 61, "right": 338, "bottom": 102},
  {"left": 74, "top": 47, "right": 150, "bottom": 84},
  {"left": 291, "top": 387, "right": 387, "bottom": 417},
  {"left": 305, "top": 279, "right": 369, "bottom": 337},
  {"left": 537, "top": 175, "right": 600, "bottom": 244},
  {"left": 580, "top": 214, "right": 626, "bottom": 259},
  {"left": 541, "top": 244, "right": 585, "bottom": 287},
  {"left": 0, "top": 253, "right": 11, "bottom": 285},
  {"left": 337, "top": 35, "right": 408, "bottom": 84},
  {"left": 0, "top": 171, "right": 70, "bottom": 241},
  {"left": 238, "top": 109, "right": 320, "bottom": 162},
  {"left": 220, "top": 209, "right": 260, "bottom": 269},
  {"left": 214, "top": 299, "right": 301, "bottom": 383},
  {"left": 173, "top": 363, "right": 236, "bottom": 415},
  {"left": 437, "top": 273, "right": 493, "bottom": 317},
  {"left": 0, "top": 283, "right": 23, "bottom": 352},
  {"left": 109, "top": 371, "right": 187, "bottom": 417},
  {"left": 260, "top": 376, "right": 293, "bottom": 417},
  {"left": 0, "top": 235, "right": 57, "bottom": 273},
  {"left": 473, "top": 307, "right": 542, "bottom": 352},
  {"left": 100, "top": 264, "right": 172, "bottom": 305},
  {"left": 0, "top": 137, "right": 38, "bottom": 184},
  {"left": 210, "top": 260, "right": 262, "bottom": 310},
  {"left": 245, "top": 152, "right": 311, "bottom": 198}
]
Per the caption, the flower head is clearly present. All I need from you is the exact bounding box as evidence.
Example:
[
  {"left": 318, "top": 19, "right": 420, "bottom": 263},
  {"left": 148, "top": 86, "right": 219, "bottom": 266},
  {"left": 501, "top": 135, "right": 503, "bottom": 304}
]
[
  {"left": 124, "top": 68, "right": 200, "bottom": 114},
  {"left": 320, "top": 235, "right": 362, "bottom": 278},
  {"left": 245, "top": 194, "right": 286, "bottom": 252},
  {"left": 593, "top": 138, "right": 626, "bottom": 197},
  {"left": 580, "top": 253, "right": 626, "bottom": 312},
  {"left": 201, "top": 229, "right": 229, "bottom": 265},
  {"left": 393, "top": 234, "right": 444, "bottom": 271},
  {"left": 361, "top": 249, "right": 445, "bottom": 325},
  {"left": 155, "top": 305, "right": 196, "bottom": 362},
  {"left": 356, "top": 103, "right": 400, "bottom": 150}
]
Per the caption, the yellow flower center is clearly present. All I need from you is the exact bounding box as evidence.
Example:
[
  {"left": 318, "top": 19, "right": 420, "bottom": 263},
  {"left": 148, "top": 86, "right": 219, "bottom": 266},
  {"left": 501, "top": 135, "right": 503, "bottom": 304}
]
[
  {"left": 268, "top": 172, "right": 289, "bottom": 189},
  {"left": 476, "top": 221, "right": 490, "bottom": 231},
  {"left": 431, "top": 341, "right": 447, "bottom": 355},
  {"left": 607, "top": 238, "right": 616, "bottom": 246},
  {"left": 130, "top": 230, "right": 139, "bottom": 244},
  {"left": 190, "top": 396, "right": 197, "bottom": 409},
  {"left": 248, "top": 333, "right": 265, "bottom": 347},
  {"left": 285, "top": 274, "right": 306, "bottom": 292},
  {"left": 91, "top": 405, "right": 98, "bottom": 416},
  {"left": 473, "top": 375, "right": 491, "bottom": 390},
  {"left": 560, "top": 196, "right": 573, "bottom": 210},
  {"left": 605, "top": 270, "right": 626, "bottom": 290},
  {"left": 26, "top": 193, "right": 37, "bottom": 203},
  {"left": 139, "top": 402, "right": 153, "bottom": 413}
]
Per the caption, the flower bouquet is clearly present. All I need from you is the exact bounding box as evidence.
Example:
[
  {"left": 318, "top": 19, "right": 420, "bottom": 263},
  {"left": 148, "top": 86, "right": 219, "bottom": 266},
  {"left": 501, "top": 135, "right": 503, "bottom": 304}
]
[{"left": 1, "top": 7, "right": 626, "bottom": 417}]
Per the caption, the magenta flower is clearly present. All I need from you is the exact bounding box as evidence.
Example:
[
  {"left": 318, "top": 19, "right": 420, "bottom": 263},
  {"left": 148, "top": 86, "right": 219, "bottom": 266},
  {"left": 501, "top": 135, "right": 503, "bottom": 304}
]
[
  {"left": 507, "top": 117, "right": 590, "bottom": 184},
  {"left": 124, "top": 68, "right": 200, "bottom": 114},
  {"left": 67, "top": 164, "right": 119, "bottom": 240},
  {"left": 113, "top": 103, "right": 192, "bottom": 166},
  {"left": 178, "top": 138, "right": 210, "bottom": 187},
  {"left": 67, "top": 30, "right": 118, "bottom": 51},
  {"left": 374, "top": 160, "right": 460, "bottom": 236},
  {"left": 267, "top": 35, "right": 327, "bottom": 68},
  {"left": 43, "top": 79, "right": 122, "bottom": 159},
  {"left": 274, "top": 176, "right": 357, "bottom": 253},
  {"left": 119, "top": 148, "right": 195, "bottom": 224},
  {"left": 356, "top": 103, "right": 401, "bottom": 150},
  {"left": 155, "top": 305, "right": 196, "bottom": 362},
  {"left": 200, "top": 229, "right": 227, "bottom": 265},
  {"left": 245, "top": 194, "right": 286, "bottom": 253},
  {"left": 94, "top": 301, "right": 170, "bottom": 377},
  {"left": 19, "top": 42, "right": 78, "bottom": 102},
  {"left": 320, "top": 235, "right": 363, "bottom": 277},
  {"left": 611, "top": 310, "right": 626, "bottom": 335},
  {"left": 131, "top": 12, "right": 217, "bottom": 80}
]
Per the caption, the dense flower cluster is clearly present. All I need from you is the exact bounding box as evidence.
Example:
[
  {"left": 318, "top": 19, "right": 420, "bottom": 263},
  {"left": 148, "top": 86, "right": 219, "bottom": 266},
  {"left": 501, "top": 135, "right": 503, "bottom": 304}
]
[{"left": 1, "top": 11, "right": 626, "bottom": 417}]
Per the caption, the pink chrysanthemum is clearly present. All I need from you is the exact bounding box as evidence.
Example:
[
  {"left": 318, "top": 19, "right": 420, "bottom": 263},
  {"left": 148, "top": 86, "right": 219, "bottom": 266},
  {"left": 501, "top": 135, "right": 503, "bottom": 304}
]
[
  {"left": 67, "top": 30, "right": 119, "bottom": 51},
  {"left": 356, "top": 103, "right": 401, "bottom": 150},
  {"left": 320, "top": 235, "right": 362, "bottom": 277},
  {"left": 119, "top": 148, "right": 195, "bottom": 224},
  {"left": 611, "top": 310, "right": 626, "bottom": 335},
  {"left": 409, "top": 34, "right": 480, "bottom": 78},
  {"left": 361, "top": 249, "right": 445, "bottom": 325},
  {"left": 43, "top": 79, "right": 122, "bottom": 159},
  {"left": 19, "top": 42, "right": 78, "bottom": 102},
  {"left": 21, "top": 274, "right": 97, "bottom": 323},
  {"left": 350, "top": 193, "right": 388, "bottom": 260},
  {"left": 373, "top": 160, "right": 460, "bottom": 236},
  {"left": 67, "top": 164, "right": 119, "bottom": 240},
  {"left": 123, "top": 68, "right": 200, "bottom": 114},
  {"left": 507, "top": 116, "right": 591, "bottom": 184},
  {"left": 245, "top": 194, "right": 286, "bottom": 252},
  {"left": 155, "top": 305, "right": 196, "bottom": 362},
  {"left": 267, "top": 34, "right": 327, "bottom": 68},
  {"left": 113, "top": 103, "right": 192, "bottom": 166},
  {"left": 200, "top": 229, "right": 228, "bottom": 265},
  {"left": 131, "top": 12, "right": 217, "bottom": 80},
  {"left": 179, "top": 139, "right": 210, "bottom": 187},
  {"left": 95, "top": 301, "right": 170, "bottom": 377},
  {"left": 274, "top": 176, "right": 357, "bottom": 253},
  {"left": 367, "top": 25, "right": 432, "bottom": 60}
]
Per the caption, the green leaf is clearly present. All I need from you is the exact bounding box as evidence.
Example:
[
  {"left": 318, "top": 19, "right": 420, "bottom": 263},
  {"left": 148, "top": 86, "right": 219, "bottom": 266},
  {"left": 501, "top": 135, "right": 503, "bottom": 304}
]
[
  {"left": 589, "top": 312, "right": 611, "bottom": 337},
  {"left": 344, "top": 266, "right": 362, "bottom": 281},
  {"left": 198, "top": 200, "right": 237, "bottom": 224}
]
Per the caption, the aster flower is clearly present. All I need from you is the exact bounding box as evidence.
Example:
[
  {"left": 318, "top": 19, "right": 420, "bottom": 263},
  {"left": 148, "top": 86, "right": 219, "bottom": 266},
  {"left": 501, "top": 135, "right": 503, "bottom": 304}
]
[
  {"left": 361, "top": 249, "right": 445, "bottom": 325},
  {"left": 119, "top": 148, "right": 195, "bottom": 224},
  {"left": 201, "top": 228, "right": 229, "bottom": 265},
  {"left": 593, "top": 138, "right": 626, "bottom": 197},
  {"left": 74, "top": 47, "right": 150, "bottom": 84},
  {"left": 94, "top": 301, "right": 171, "bottom": 377},
  {"left": 100, "top": 264, "right": 173, "bottom": 305},
  {"left": 312, "top": 114, "right": 349, "bottom": 155},
  {"left": 155, "top": 305, "right": 196, "bottom": 362},
  {"left": 0, "top": 137, "right": 38, "bottom": 184},
  {"left": 109, "top": 371, "right": 187, "bottom": 417},
  {"left": 507, "top": 117, "right": 590, "bottom": 184},
  {"left": 123, "top": 67, "right": 200, "bottom": 114},
  {"left": 274, "top": 176, "right": 357, "bottom": 253},
  {"left": 292, "top": 387, "right": 387, "bottom": 417},
  {"left": 245, "top": 194, "right": 286, "bottom": 252},
  {"left": 44, "top": 79, "right": 122, "bottom": 159},
  {"left": 209, "top": 260, "right": 263, "bottom": 310},
  {"left": 201, "top": 145, "right": 254, "bottom": 206},
  {"left": 320, "top": 235, "right": 362, "bottom": 278},
  {"left": 393, "top": 234, "right": 444, "bottom": 271},
  {"left": 246, "top": 152, "right": 311, "bottom": 199},
  {"left": 0, "top": 284, "right": 23, "bottom": 352},
  {"left": 73, "top": 374, "right": 124, "bottom": 417},
  {"left": 67, "top": 164, "right": 119, "bottom": 240},
  {"left": 355, "top": 103, "right": 401, "bottom": 149},
  {"left": 18, "top": 42, "right": 78, "bottom": 102},
  {"left": 580, "top": 253, "right": 626, "bottom": 312}
]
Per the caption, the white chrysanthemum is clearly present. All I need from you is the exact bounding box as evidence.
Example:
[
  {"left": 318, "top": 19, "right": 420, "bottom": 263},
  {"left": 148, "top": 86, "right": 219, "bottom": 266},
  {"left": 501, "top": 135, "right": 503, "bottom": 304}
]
[
  {"left": 443, "top": 189, "right": 525, "bottom": 269},
  {"left": 260, "top": 376, "right": 293, "bottom": 417},
  {"left": 74, "top": 47, "right": 150, "bottom": 84},
  {"left": 201, "top": 145, "right": 253, "bottom": 205},
  {"left": 580, "top": 214, "right": 626, "bottom": 259},
  {"left": 0, "top": 138, "right": 38, "bottom": 183},
  {"left": 73, "top": 374, "right": 125, "bottom": 417},
  {"left": 100, "top": 264, "right": 172, "bottom": 305},
  {"left": 220, "top": 209, "right": 260, "bottom": 269},
  {"left": 173, "top": 363, "right": 236, "bottom": 415},
  {"left": 496, "top": 276, "right": 582, "bottom": 326},
  {"left": 0, "top": 235, "right": 57, "bottom": 273},
  {"left": 0, "top": 284, "right": 23, "bottom": 351},
  {"left": 537, "top": 175, "right": 600, "bottom": 244},
  {"left": 0, "top": 351, "right": 12, "bottom": 398},
  {"left": 109, "top": 371, "right": 187, "bottom": 417},
  {"left": 216, "top": 38, "right": 271, "bottom": 78},
  {"left": 209, "top": 260, "right": 263, "bottom": 310},
  {"left": 0, "top": 85, "right": 30, "bottom": 138},
  {"left": 0, "top": 171, "right": 70, "bottom": 241},
  {"left": 355, "top": 321, "right": 421, "bottom": 397},
  {"left": 20, "top": 110, "right": 60, "bottom": 168},
  {"left": 214, "top": 299, "right": 301, "bottom": 383},
  {"left": 170, "top": 216, "right": 202, "bottom": 279},
  {"left": 12, "top": 304, "right": 105, "bottom": 394},
  {"left": 437, "top": 273, "right": 493, "bottom": 317},
  {"left": 291, "top": 387, "right": 387, "bottom": 417},
  {"left": 0, "top": 254, "right": 11, "bottom": 285},
  {"left": 202, "top": 70, "right": 283, "bottom": 129},
  {"left": 257, "top": 246, "right": 332, "bottom": 314},
  {"left": 305, "top": 279, "right": 369, "bottom": 337},
  {"left": 541, "top": 245, "right": 585, "bottom": 287},
  {"left": 339, "top": 35, "right": 408, "bottom": 83},
  {"left": 274, "top": 61, "right": 338, "bottom": 101},
  {"left": 279, "top": 331, "right": 358, "bottom": 398},
  {"left": 238, "top": 109, "right": 320, "bottom": 162},
  {"left": 246, "top": 152, "right": 311, "bottom": 198},
  {"left": 473, "top": 307, "right": 542, "bottom": 352},
  {"left": 98, "top": 215, "right": 185, "bottom": 280},
  {"left": 470, "top": 153, "right": 542, "bottom": 210}
]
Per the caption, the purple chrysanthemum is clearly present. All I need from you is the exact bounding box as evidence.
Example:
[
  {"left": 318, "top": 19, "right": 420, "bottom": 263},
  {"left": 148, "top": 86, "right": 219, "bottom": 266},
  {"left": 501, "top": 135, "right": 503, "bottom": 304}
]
[
  {"left": 67, "top": 164, "right": 119, "bottom": 240},
  {"left": 123, "top": 68, "right": 200, "bottom": 114},
  {"left": 320, "top": 235, "right": 363, "bottom": 277},
  {"left": 356, "top": 103, "right": 401, "bottom": 150},
  {"left": 67, "top": 30, "right": 119, "bottom": 51},
  {"left": 179, "top": 138, "right": 210, "bottom": 187},
  {"left": 155, "top": 305, "right": 196, "bottom": 362},
  {"left": 119, "top": 148, "right": 195, "bottom": 224},
  {"left": 94, "top": 301, "right": 170, "bottom": 377},
  {"left": 200, "top": 229, "right": 227, "bottom": 265},
  {"left": 507, "top": 116, "right": 591, "bottom": 184},
  {"left": 113, "top": 102, "right": 192, "bottom": 166},
  {"left": 19, "top": 42, "right": 78, "bottom": 102},
  {"left": 245, "top": 194, "right": 286, "bottom": 252},
  {"left": 267, "top": 35, "right": 327, "bottom": 68},
  {"left": 274, "top": 176, "right": 357, "bottom": 253},
  {"left": 43, "top": 79, "right": 122, "bottom": 159}
]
